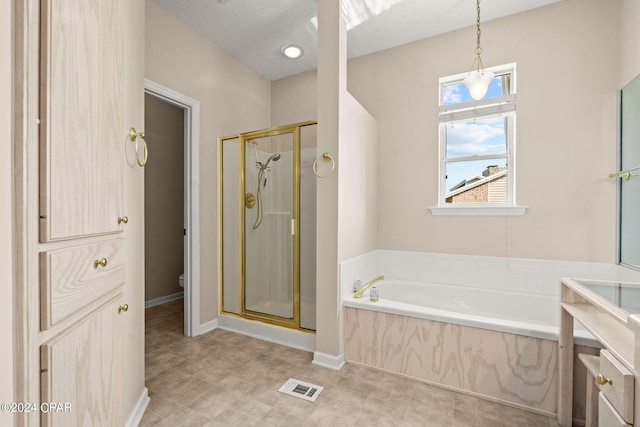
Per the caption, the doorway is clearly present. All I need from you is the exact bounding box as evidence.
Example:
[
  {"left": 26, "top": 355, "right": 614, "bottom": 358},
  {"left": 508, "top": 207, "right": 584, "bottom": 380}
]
[{"left": 144, "top": 79, "right": 201, "bottom": 336}]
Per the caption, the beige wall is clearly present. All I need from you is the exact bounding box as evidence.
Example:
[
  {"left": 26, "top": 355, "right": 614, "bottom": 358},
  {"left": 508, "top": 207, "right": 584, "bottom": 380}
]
[
  {"left": 1, "top": 0, "right": 13, "bottom": 424},
  {"left": 337, "top": 93, "right": 379, "bottom": 262},
  {"left": 144, "top": 94, "right": 185, "bottom": 302},
  {"left": 348, "top": 0, "right": 620, "bottom": 263},
  {"left": 272, "top": 70, "right": 318, "bottom": 129},
  {"left": 620, "top": 0, "right": 640, "bottom": 87},
  {"left": 145, "top": 0, "right": 271, "bottom": 323}
]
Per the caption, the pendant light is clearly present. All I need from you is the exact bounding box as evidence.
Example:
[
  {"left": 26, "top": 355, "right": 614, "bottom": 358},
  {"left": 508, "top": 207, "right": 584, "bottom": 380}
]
[{"left": 463, "top": 0, "right": 494, "bottom": 100}]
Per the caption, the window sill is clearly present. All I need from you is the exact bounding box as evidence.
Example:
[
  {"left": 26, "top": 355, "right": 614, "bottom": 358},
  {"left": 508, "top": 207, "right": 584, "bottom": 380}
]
[{"left": 429, "top": 206, "right": 528, "bottom": 216}]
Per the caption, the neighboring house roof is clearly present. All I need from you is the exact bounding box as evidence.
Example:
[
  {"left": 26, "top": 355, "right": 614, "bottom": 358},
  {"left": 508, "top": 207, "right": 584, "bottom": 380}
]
[
  {"left": 449, "top": 175, "right": 483, "bottom": 192},
  {"left": 445, "top": 169, "right": 507, "bottom": 199}
]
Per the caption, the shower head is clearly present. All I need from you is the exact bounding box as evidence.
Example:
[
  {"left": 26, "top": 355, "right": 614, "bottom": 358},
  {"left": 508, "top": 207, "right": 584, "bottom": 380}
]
[{"left": 263, "top": 153, "right": 281, "bottom": 168}]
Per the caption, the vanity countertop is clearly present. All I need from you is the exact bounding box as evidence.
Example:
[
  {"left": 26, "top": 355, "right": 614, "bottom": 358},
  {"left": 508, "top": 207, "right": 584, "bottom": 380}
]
[{"left": 560, "top": 277, "right": 640, "bottom": 371}]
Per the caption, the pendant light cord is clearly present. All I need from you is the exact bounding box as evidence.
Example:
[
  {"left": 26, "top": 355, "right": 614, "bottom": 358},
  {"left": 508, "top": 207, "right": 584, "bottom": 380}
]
[{"left": 474, "top": 0, "right": 484, "bottom": 72}]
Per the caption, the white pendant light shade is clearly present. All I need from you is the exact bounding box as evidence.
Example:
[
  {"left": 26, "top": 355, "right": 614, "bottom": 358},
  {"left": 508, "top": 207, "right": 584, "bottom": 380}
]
[{"left": 464, "top": 70, "right": 495, "bottom": 100}]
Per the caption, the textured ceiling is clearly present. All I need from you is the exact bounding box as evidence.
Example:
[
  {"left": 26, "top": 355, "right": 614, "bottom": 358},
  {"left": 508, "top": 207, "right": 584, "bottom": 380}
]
[{"left": 151, "top": 0, "right": 561, "bottom": 81}]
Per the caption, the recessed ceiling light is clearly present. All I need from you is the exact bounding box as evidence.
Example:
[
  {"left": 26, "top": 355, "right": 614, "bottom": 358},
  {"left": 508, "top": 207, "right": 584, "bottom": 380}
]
[{"left": 281, "top": 45, "right": 303, "bottom": 59}]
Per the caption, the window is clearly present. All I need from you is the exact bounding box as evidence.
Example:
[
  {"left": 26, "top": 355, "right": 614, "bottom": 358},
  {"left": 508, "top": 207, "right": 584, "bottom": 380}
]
[{"left": 434, "top": 63, "right": 523, "bottom": 216}]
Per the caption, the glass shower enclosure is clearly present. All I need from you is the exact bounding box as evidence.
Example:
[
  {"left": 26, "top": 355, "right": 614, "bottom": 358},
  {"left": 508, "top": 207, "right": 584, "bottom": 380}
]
[
  {"left": 618, "top": 74, "right": 640, "bottom": 270},
  {"left": 219, "top": 121, "right": 317, "bottom": 331}
]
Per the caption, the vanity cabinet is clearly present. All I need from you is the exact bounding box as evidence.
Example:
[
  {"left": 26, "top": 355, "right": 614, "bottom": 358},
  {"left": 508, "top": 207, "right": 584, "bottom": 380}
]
[
  {"left": 558, "top": 278, "right": 640, "bottom": 427},
  {"left": 600, "top": 393, "right": 633, "bottom": 427},
  {"left": 599, "top": 349, "right": 635, "bottom": 424},
  {"left": 35, "top": 0, "right": 127, "bottom": 425}
]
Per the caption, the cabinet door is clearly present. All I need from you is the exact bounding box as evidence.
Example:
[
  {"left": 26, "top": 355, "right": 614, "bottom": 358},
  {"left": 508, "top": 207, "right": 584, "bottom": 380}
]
[
  {"left": 599, "top": 392, "right": 632, "bottom": 427},
  {"left": 39, "top": 0, "right": 124, "bottom": 241},
  {"left": 40, "top": 295, "right": 124, "bottom": 427}
]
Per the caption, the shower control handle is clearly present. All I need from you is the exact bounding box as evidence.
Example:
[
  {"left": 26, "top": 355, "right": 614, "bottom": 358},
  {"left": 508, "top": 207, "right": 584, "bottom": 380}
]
[{"left": 245, "top": 192, "right": 256, "bottom": 209}]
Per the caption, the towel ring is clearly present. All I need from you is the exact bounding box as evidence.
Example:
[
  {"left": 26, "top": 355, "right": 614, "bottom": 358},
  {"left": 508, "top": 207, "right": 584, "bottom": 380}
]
[
  {"left": 129, "top": 127, "right": 148, "bottom": 167},
  {"left": 312, "top": 151, "right": 335, "bottom": 178}
]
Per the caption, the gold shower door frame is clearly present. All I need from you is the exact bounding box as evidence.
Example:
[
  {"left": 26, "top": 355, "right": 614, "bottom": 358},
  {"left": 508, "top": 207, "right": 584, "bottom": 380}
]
[{"left": 218, "top": 121, "right": 317, "bottom": 331}]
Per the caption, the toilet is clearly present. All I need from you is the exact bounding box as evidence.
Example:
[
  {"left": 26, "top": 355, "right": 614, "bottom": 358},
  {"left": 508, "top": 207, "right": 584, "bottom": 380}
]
[{"left": 179, "top": 273, "right": 184, "bottom": 288}]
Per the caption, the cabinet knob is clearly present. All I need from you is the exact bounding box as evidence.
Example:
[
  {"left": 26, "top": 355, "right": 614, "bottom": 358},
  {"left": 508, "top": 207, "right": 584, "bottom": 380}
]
[
  {"left": 597, "top": 374, "right": 613, "bottom": 385},
  {"left": 94, "top": 258, "right": 108, "bottom": 267},
  {"left": 118, "top": 216, "right": 129, "bottom": 224},
  {"left": 118, "top": 304, "right": 129, "bottom": 313}
]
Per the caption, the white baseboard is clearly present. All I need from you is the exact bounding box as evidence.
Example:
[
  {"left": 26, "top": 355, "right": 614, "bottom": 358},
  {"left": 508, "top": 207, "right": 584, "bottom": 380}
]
[
  {"left": 144, "top": 292, "right": 184, "bottom": 309},
  {"left": 198, "top": 318, "right": 219, "bottom": 335},
  {"left": 312, "top": 351, "right": 345, "bottom": 370},
  {"left": 218, "top": 314, "right": 315, "bottom": 352},
  {"left": 125, "top": 387, "right": 150, "bottom": 427}
]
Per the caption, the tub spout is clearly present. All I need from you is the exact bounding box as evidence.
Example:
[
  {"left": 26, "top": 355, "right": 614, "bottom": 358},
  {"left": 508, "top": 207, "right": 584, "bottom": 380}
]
[{"left": 354, "top": 275, "right": 384, "bottom": 298}]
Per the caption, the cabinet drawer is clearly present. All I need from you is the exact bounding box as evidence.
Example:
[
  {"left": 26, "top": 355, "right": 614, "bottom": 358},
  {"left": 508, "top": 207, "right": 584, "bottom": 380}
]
[
  {"left": 40, "top": 238, "right": 124, "bottom": 330},
  {"left": 599, "top": 392, "right": 632, "bottom": 427},
  {"left": 598, "top": 349, "right": 634, "bottom": 424}
]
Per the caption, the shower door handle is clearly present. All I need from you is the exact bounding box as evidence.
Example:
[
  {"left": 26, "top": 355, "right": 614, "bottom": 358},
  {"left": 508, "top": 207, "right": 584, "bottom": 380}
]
[{"left": 291, "top": 219, "right": 295, "bottom": 236}]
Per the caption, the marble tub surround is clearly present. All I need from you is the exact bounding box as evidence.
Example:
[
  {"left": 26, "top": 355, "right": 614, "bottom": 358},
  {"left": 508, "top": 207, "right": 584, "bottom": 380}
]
[
  {"left": 345, "top": 307, "right": 559, "bottom": 416},
  {"left": 340, "top": 250, "right": 640, "bottom": 300}
]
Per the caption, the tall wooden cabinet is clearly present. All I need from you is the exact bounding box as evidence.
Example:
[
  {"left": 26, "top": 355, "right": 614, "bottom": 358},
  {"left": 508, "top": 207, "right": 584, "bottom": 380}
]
[{"left": 23, "top": 0, "right": 128, "bottom": 425}]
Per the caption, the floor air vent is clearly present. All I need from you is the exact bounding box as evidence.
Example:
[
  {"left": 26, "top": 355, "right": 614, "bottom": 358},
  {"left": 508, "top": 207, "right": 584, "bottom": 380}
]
[{"left": 278, "top": 378, "right": 323, "bottom": 402}]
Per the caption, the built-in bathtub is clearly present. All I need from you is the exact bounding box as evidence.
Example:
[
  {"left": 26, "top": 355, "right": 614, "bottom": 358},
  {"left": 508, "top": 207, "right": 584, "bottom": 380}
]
[
  {"left": 345, "top": 280, "right": 596, "bottom": 345},
  {"left": 343, "top": 279, "right": 597, "bottom": 416},
  {"left": 340, "top": 250, "right": 640, "bottom": 417}
]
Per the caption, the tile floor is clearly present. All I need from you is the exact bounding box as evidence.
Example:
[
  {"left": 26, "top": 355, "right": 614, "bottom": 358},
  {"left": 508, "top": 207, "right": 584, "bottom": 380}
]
[{"left": 140, "top": 299, "right": 562, "bottom": 427}]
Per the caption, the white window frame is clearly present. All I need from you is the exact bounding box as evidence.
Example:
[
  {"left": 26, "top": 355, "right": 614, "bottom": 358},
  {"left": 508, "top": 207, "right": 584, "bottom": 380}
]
[{"left": 431, "top": 62, "right": 526, "bottom": 216}]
